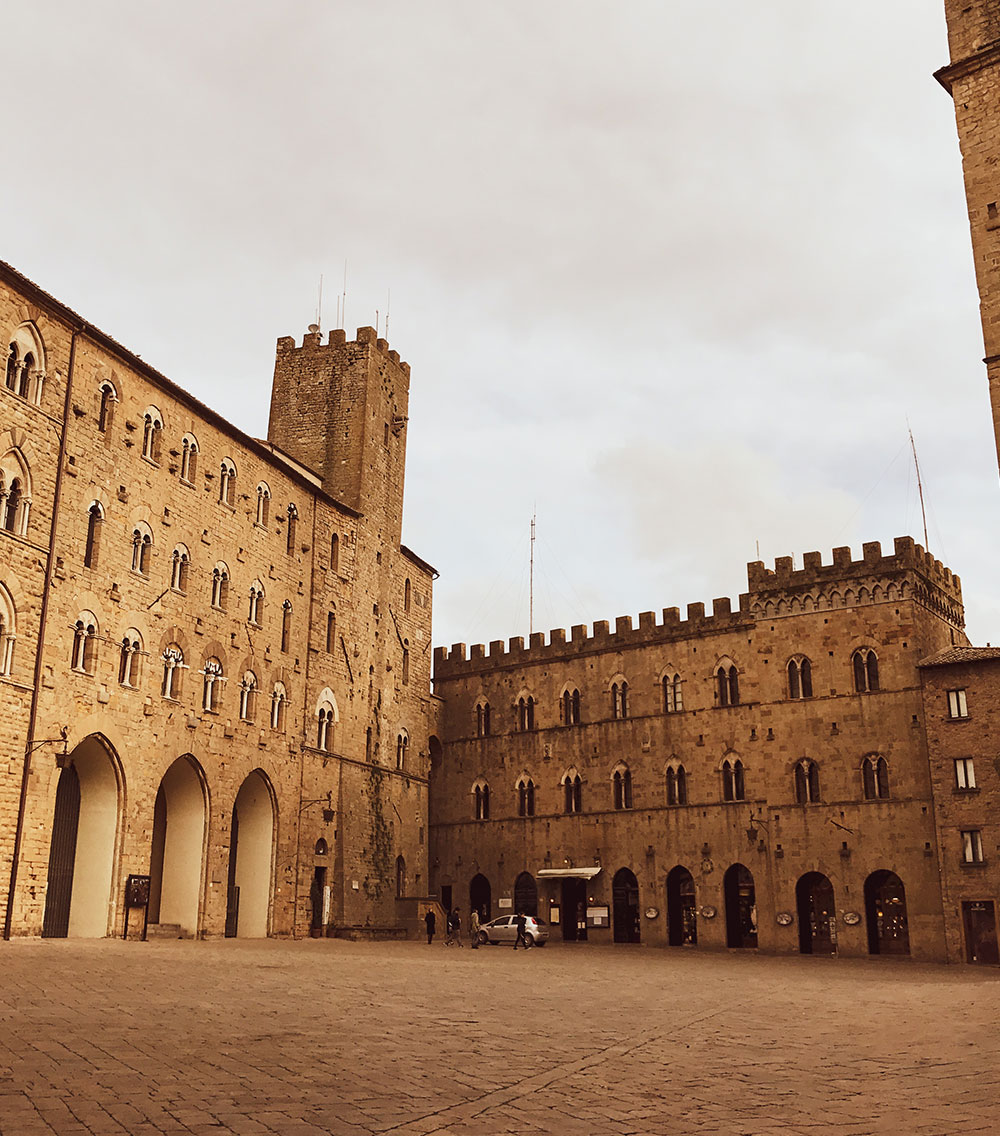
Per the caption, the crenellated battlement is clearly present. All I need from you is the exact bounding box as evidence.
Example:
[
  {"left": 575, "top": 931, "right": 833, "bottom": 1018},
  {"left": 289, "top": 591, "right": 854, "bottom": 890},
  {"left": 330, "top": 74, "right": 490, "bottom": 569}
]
[
  {"left": 433, "top": 537, "right": 965, "bottom": 678},
  {"left": 274, "top": 325, "right": 410, "bottom": 377}
]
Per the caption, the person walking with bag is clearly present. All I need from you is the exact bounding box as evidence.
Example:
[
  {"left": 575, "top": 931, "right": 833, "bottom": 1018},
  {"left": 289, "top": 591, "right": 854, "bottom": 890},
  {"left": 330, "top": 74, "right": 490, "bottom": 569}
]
[
  {"left": 469, "top": 908, "right": 481, "bottom": 949},
  {"left": 513, "top": 910, "right": 530, "bottom": 950}
]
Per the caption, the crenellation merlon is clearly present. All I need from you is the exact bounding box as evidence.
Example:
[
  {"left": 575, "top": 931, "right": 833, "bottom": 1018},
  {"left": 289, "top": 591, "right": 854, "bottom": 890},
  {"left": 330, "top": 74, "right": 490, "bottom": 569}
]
[
  {"left": 432, "top": 534, "right": 964, "bottom": 679},
  {"left": 274, "top": 326, "right": 409, "bottom": 373}
]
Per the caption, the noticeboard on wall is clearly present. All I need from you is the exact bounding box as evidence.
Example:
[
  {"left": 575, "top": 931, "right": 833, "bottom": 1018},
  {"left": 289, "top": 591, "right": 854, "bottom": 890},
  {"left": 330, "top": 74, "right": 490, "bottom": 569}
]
[{"left": 586, "top": 905, "right": 610, "bottom": 928}]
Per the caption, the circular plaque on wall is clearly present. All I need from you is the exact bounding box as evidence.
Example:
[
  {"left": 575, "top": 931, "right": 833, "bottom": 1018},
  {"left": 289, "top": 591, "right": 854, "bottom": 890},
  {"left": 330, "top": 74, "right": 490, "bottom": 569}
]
[
  {"left": 700, "top": 905, "right": 717, "bottom": 919},
  {"left": 645, "top": 907, "right": 659, "bottom": 920},
  {"left": 843, "top": 911, "right": 862, "bottom": 925},
  {"left": 775, "top": 911, "right": 793, "bottom": 926}
]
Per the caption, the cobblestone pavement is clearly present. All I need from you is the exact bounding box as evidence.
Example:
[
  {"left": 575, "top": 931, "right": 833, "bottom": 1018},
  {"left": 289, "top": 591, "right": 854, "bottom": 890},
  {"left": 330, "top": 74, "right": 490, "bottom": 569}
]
[{"left": 1, "top": 938, "right": 999, "bottom": 1136}]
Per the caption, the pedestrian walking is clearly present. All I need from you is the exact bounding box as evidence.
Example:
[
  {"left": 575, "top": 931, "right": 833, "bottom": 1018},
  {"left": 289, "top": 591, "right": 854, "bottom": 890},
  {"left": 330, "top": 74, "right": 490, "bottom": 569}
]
[
  {"left": 513, "top": 910, "right": 529, "bottom": 950},
  {"left": 424, "top": 908, "right": 436, "bottom": 945},
  {"left": 469, "top": 908, "right": 480, "bottom": 949},
  {"left": 446, "top": 907, "right": 463, "bottom": 946}
]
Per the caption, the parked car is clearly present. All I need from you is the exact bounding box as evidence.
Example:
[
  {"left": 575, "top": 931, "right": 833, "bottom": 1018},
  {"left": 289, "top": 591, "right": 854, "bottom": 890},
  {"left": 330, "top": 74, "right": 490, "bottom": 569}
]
[{"left": 477, "top": 915, "right": 549, "bottom": 946}]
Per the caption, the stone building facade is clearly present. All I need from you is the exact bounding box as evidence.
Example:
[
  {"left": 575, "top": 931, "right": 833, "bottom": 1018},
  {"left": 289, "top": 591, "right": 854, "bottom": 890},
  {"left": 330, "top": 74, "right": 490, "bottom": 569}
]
[
  {"left": 0, "top": 259, "right": 437, "bottom": 941},
  {"left": 430, "top": 541, "right": 968, "bottom": 961}
]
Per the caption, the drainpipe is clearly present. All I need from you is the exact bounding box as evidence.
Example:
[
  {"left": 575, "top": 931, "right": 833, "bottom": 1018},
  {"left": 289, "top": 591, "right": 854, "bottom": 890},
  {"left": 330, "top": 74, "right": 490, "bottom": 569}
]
[{"left": 4, "top": 324, "right": 81, "bottom": 940}]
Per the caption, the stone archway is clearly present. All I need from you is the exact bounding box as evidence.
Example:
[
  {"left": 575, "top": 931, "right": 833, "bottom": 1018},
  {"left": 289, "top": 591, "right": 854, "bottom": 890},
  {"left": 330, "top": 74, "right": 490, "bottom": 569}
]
[
  {"left": 42, "top": 735, "right": 122, "bottom": 938},
  {"left": 148, "top": 755, "right": 207, "bottom": 936},
  {"left": 612, "top": 867, "right": 640, "bottom": 943},
  {"left": 225, "top": 770, "right": 276, "bottom": 938},
  {"left": 724, "top": 863, "right": 758, "bottom": 948},
  {"left": 666, "top": 865, "right": 697, "bottom": 946},
  {"left": 469, "top": 873, "right": 492, "bottom": 921},
  {"left": 865, "top": 870, "right": 910, "bottom": 956},
  {"left": 796, "top": 872, "right": 836, "bottom": 955},
  {"left": 513, "top": 871, "right": 538, "bottom": 918}
]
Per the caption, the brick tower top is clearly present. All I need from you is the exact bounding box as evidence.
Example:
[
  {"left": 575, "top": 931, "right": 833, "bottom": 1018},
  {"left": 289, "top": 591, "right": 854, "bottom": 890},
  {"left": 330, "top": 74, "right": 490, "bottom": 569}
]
[
  {"left": 939, "top": 0, "right": 1000, "bottom": 70},
  {"left": 267, "top": 326, "right": 411, "bottom": 539}
]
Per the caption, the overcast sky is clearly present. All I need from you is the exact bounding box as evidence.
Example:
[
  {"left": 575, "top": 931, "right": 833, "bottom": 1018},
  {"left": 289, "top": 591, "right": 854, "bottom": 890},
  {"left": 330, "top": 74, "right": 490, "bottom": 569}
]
[{"left": 5, "top": 1, "right": 997, "bottom": 652}]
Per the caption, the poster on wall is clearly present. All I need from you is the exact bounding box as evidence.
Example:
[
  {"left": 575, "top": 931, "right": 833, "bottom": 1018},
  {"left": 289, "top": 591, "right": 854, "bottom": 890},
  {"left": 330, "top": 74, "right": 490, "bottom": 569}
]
[{"left": 587, "top": 905, "right": 610, "bottom": 927}]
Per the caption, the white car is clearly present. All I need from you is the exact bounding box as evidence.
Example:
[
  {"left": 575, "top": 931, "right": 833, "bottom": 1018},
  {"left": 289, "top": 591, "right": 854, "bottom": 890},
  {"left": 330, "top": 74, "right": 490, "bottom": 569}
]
[{"left": 477, "top": 915, "right": 549, "bottom": 946}]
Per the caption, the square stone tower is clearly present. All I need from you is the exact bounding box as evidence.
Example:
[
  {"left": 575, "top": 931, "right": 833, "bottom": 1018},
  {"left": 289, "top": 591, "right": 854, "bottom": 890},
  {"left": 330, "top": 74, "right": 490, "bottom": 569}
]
[
  {"left": 937, "top": 1, "right": 1000, "bottom": 476},
  {"left": 267, "top": 325, "right": 410, "bottom": 544}
]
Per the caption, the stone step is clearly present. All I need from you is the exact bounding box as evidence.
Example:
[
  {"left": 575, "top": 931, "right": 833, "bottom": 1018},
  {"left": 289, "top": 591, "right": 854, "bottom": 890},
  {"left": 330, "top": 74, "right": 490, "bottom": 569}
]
[{"left": 145, "top": 923, "right": 190, "bottom": 940}]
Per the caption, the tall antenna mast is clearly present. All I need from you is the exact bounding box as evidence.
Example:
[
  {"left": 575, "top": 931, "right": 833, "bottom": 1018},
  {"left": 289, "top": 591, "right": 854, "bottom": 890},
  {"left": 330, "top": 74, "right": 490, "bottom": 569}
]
[
  {"left": 317, "top": 274, "right": 324, "bottom": 331},
  {"left": 908, "top": 422, "right": 930, "bottom": 550},
  {"left": 529, "top": 512, "right": 536, "bottom": 636},
  {"left": 342, "top": 260, "right": 348, "bottom": 333},
  {"left": 385, "top": 288, "right": 391, "bottom": 341}
]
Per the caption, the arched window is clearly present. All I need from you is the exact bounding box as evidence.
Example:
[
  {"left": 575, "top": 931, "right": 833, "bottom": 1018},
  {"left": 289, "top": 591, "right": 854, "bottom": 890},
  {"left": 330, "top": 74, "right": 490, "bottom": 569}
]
[
  {"left": 0, "top": 450, "right": 31, "bottom": 536},
  {"left": 561, "top": 687, "right": 581, "bottom": 725},
  {"left": 170, "top": 545, "right": 190, "bottom": 592},
  {"left": 396, "top": 731, "right": 409, "bottom": 770},
  {"left": 853, "top": 648, "right": 879, "bottom": 693},
  {"left": 517, "top": 777, "right": 535, "bottom": 817},
  {"left": 326, "top": 609, "right": 337, "bottom": 653},
  {"left": 722, "top": 757, "right": 745, "bottom": 802},
  {"left": 473, "top": 780, "right": 490, "bottom": 820},
  {"left": 612, "top": 765, "right": 633, "bottom": 809},
  {"left": 402, "top": 639, "right": 410, "bottom": 685},
  {"left": 611, "top": 679, "right": 629, "bottom": 720},
  {"left": 286, "top": 504, "right": 298, "bottom": 555},
  {"left": 717, "top": 663, "right": 740, "bottom": 707},
  {"left": 5, "top": 343, "right": 17, "bottom": 391},
  {"left": 666, "top": 763, "right": 688, "bottom": 806},
  {"left": 787, "top": 657, "right": 813, "bottom": 699},
  {"left": 97, "top": 380, "right": 117, "bottom": 433},
  {"left": 248, "top": 581, "right": 264, "bottom": 625},
  {"left": 794, "top": 759, "right": 820, "bottom": 804},
  {"left": 271, "top": 682, "right": 287, "bottom": 730},
  {"left": 5, "top": 326, "right": 45, "bottom": 404},
  {"left": 219, "top": 458, "right": 236, "bottom": 506},
  {"left": 862, "top": 755, "right": 890, "bottom": 800},
  {"left": 317, "top": 701, "right": 334, "bottom": 751},
  {"left": 179, "top": 434, "right": 199, "bottom": 483},
  {"left": 0, "top": 584, "right": 15, "bottom": 676},
  {"left": 202, "top": 657, "right": 224, "bottom": 712},
  {"left": 131, "top": 524, "right": 152, "bottom": 575},
  {"left": 71, "top": 612, "right": 99, "bottom": 674},
  {"left": 396, "top": 855, "right": 406, "bottom": 899},
  {"left": 562, "top": 770, "right": 583, "bottom": 814},
  {"left": 476, "top": 698, "right": 491, "bottom": 737},
  {"left": 161, "top": 643, "right": 184, "bottom": 699},
  {"left": 255, "top": 482, "right": 270, "bottom": 526},
  {"left": 517, "top": 695, "right": 535, "bottom": 731},
  {"left": 404, "top": 578, "right": 411, "bottom": 613},
  {"left": 84, "top": 502, "right": 104, "bottom": 568},
  {"left": 281, "top": 600, "right": 292, "bottom": 653},
  {"left": 210, "top": 562, "right": 230, "bottom": 610},
  {"left": 118, "top": 628, "right": 142, "bottom": 687},
  {"left": 141, "top": 408, "right": 163, "bottom": 462},
  {"left": 239, "top": 671, "right": 258, "bottom": 721},
  {"left": 330, "top": 532, "right": 340, "bottom": 572},
  {"left": 662, "top": 673, "right": 683, "bottom": 713}
]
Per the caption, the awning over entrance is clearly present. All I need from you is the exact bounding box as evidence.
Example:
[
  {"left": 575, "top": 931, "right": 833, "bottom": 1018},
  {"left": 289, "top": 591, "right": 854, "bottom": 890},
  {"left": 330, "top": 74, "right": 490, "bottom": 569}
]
[{"left": 536, "top": 867, "right": 602, "bottom": 880}]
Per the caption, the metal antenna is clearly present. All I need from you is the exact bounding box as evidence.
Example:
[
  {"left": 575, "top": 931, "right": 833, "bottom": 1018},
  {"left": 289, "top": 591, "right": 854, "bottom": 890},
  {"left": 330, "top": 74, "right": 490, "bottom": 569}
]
[
  {"left": 385, "top": 288, "right": 391, "bottom": 341},
  {"left": 529, "top": 512, "right": 536, "bottom": 636},
  {"left": 908, "top": 421, "right": 930, "bottom": 550},
  {"left": 317, "top": 274, "right": 324, "bottom": 331},
  {"left": 342, "top": 260, "right": 348, "bottom": 333}
]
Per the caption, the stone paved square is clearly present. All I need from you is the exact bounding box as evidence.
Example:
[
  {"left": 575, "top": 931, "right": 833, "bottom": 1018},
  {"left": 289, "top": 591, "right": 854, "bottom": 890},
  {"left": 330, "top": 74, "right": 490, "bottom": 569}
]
[{"left": 2, "top": 940, "right": 999, "bottom": 1135}]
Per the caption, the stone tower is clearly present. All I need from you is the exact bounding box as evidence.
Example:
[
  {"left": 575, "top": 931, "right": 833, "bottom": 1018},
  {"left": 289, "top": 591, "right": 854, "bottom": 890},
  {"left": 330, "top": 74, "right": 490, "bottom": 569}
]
[
  {"left": 937, "top": 2, "right": 1000, "bottom": 475},
  {"left": 267, "top": 325, "right": 410, "bottom": 543}
]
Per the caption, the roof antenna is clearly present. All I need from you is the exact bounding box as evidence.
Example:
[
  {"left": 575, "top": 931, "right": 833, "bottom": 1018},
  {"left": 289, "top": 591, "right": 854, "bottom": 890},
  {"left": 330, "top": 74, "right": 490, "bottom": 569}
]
[
  {"left": 529, "top": 511, "right": 536, "bottom": 637},
  {"left": 316, "top": 273, "right": 323, "bottom": 332},
  {"left": 342, "top": 260, "right": 348, "bottom": 333},
  {"left": 907, "top": 420, "right": 930, "bottom": 550},
  {"left": 385, "top": 288, "right": 391, "bottom": 342}
]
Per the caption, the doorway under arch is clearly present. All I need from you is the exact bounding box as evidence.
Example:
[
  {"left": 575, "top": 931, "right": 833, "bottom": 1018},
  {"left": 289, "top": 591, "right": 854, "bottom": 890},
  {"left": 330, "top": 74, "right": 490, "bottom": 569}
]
[
  {"left": 796, "top": 872, "right": 836, "bottom": 955},
  {"left": 469, "top": 872, "right": 492, "bottom": 921},
  {"left": 613, "top": 867, "right": 640, "bottom": 943},
  {"left": 148, "top": 755, "right": 207, "bottom": 935},
  {"left": 225, "top": 770, "right": 276, "bottom": 938},
  {"left": 724, "top": 863, "right": 758, "bottom": 948},
  {"left": 513, "top": 871, "right": 538, "bottom": 918},
  {"left": 666, "top": 865, "right": 697, "bottom": 946},
  {"left": 42, "top": 735, "right": 122, "bottom": 938},
  {"left": 865, "top": 870, "right": 910, "bottom": 955}
]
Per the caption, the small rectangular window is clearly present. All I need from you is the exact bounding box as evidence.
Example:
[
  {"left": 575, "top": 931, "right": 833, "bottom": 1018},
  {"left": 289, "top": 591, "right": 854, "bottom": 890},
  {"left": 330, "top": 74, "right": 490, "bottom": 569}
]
[
  {"left": 326, "top": 612, "right": 336, "bottom": 654},
  {"left": 947, "top": 689, "right": 969, "bottom": 719},
  {"left": 955, "top": 757, "right": 977, "bottom": 790},
  {"left": 962, "top": 829, "right": 984, "bottom": 864}
]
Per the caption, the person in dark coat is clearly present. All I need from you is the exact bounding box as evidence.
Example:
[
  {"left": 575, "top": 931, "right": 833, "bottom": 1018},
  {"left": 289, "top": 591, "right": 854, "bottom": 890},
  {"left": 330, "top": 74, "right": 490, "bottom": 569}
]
[
  {"left": 424, "top": 908, "right": 436, "bottom": 944},
  {"left": 513, "top": 911, "right": 530, "bottom": 950}
]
